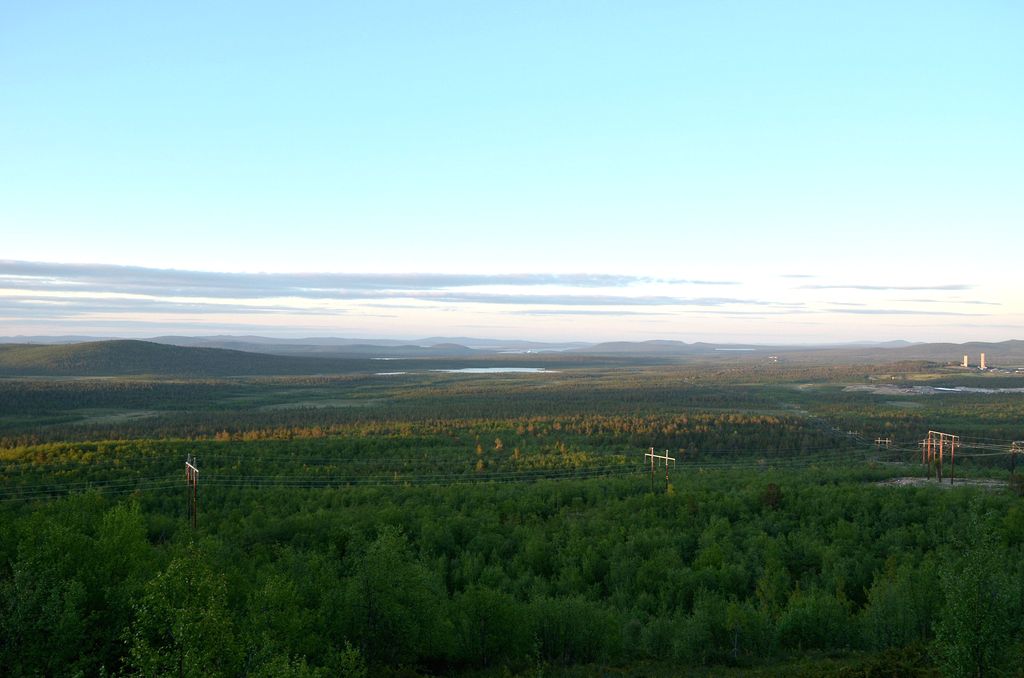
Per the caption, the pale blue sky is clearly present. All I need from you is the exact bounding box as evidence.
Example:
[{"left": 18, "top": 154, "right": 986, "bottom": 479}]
[{"left": 1, "top": 2, "right": 1022, "bottom": 341}]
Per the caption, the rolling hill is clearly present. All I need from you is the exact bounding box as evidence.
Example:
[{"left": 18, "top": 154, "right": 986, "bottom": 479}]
[
  {"left": 148, "top": 336, "right": 482, "bottom": 358},
  {"left": 2, "top": 337, "right": 1022, "bottom": 377},
  {"left": 145, "top": 335, "right": 582, "bottom": 356},
  {"left": 571, "top": 340, "right": 756, "bottom": 356},
  {"left": 0, "top": 340, "right": 371, "bottom": 377}
]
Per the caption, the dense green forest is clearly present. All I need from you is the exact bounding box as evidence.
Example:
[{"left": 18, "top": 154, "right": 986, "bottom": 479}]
[
  {"left": 0, "top": 340, "right": 379, "bottom": 377},
  {"left": 4, "top": 359, "right": 1023, "bottom": 446},
  {"left": 0, "top": 340, "right": 638, "bottom": 378},
  {"left": 1, "top": 359, "right": 1023, "bottom": 675},
  {"left": 3, "top": 467, "right": 1023, "bottom": 676}
]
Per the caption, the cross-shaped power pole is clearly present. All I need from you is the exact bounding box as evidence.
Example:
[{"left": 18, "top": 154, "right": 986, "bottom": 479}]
[
  {"left": 874, "top": 437, "right": 892, "bottom": 450},
  {"left": 645, "top": 447, "right": 676, "bottom": 493},
  {"left": 185, "top": 455, "right": 199, "bottom": 529}
]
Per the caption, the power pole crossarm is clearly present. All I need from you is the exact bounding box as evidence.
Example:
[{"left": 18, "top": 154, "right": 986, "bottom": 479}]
[{"left": 644, "top": 448, "right": 676, "bottom": 493}]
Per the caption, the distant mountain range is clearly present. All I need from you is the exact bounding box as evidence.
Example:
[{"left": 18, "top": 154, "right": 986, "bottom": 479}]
[
  {"left": 569, "top": 340, "right": 752, "bottom": 355},
  {"left": 0, "top": 335, "right": 587, "bottom": 356},
  {"left": 0, "top": 334, "right": 928, "bottom": 355},
  {"left": 0, "top": 336, "right": 1021, "bottom": 376},
  {"left": 149, "top": 337, "right": 482, "bottom": 358}
]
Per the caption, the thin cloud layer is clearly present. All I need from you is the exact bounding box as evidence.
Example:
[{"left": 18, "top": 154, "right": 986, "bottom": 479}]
[
  {"left": 897, "top": 299, "right": 1000, "bottom": 306},
  {"left": 830, "top": 309, "right": 986, "bottom": 317},
  {"left": 0, "top": 260, "right": 1013, "bottom": 340},
  {"left": 0, "top": 261, "right": 770, "bottom": 325},
  {"left": 801, "top": 283, "right": 973, "bottom": 291},
  {"left": 513, "top": 310, "right": 671, "bottom": 317},
  {"left": 0, "top": 297, "right": 350, "bottom": 318},
  {"left": 431, "top": 294, "right": 770, "bottom": 307},
  {"left": 0, "top": 261, "right": 738, "bottom": 299}
]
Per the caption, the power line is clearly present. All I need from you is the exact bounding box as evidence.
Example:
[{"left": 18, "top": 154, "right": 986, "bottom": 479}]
[
  {"left": 2, "top": 425, "right": 1017, "bottom": 503},
  {"left": 0, "top": 479, "right": 181, "bottom": 502},
  {"left": 0, "top": 448, "right": 873, "bottom": 501}
]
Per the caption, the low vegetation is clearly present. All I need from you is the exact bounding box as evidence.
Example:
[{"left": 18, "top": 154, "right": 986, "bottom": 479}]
[{"left": 1, "top": 349, "right": 1022, "bottom": 675}]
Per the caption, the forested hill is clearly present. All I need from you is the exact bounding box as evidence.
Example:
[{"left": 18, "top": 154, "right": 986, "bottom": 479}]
[{"left": 0, "top": 340, "right": 368, "bottom": 376}]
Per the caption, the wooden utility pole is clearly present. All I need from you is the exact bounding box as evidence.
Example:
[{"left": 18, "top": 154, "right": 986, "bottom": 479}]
[
  {"left": 648, "top": 447, "right": 654, "bottom": 492},
  {"left": 924, "top": 431, "right": 958, "bottom": 484},
  {"left": 949, "top": 435, "right": 956, "bottom": 485},
  {"left": 922, "top": 434, "right": 935, "bottom": 479},
  {"left": 185, "top": 455, "right": 199, "bottom": 529},
  {"left": 645, "top": 448, "right": 675, "bottom": 493},
  {"left": 1012, "top": 441, "right": 1023, "bottom": 477}
]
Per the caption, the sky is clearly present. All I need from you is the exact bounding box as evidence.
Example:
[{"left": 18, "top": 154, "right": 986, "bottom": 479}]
[{"left": 1, "top": 1, "right": 1022, "bottom": 342}]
